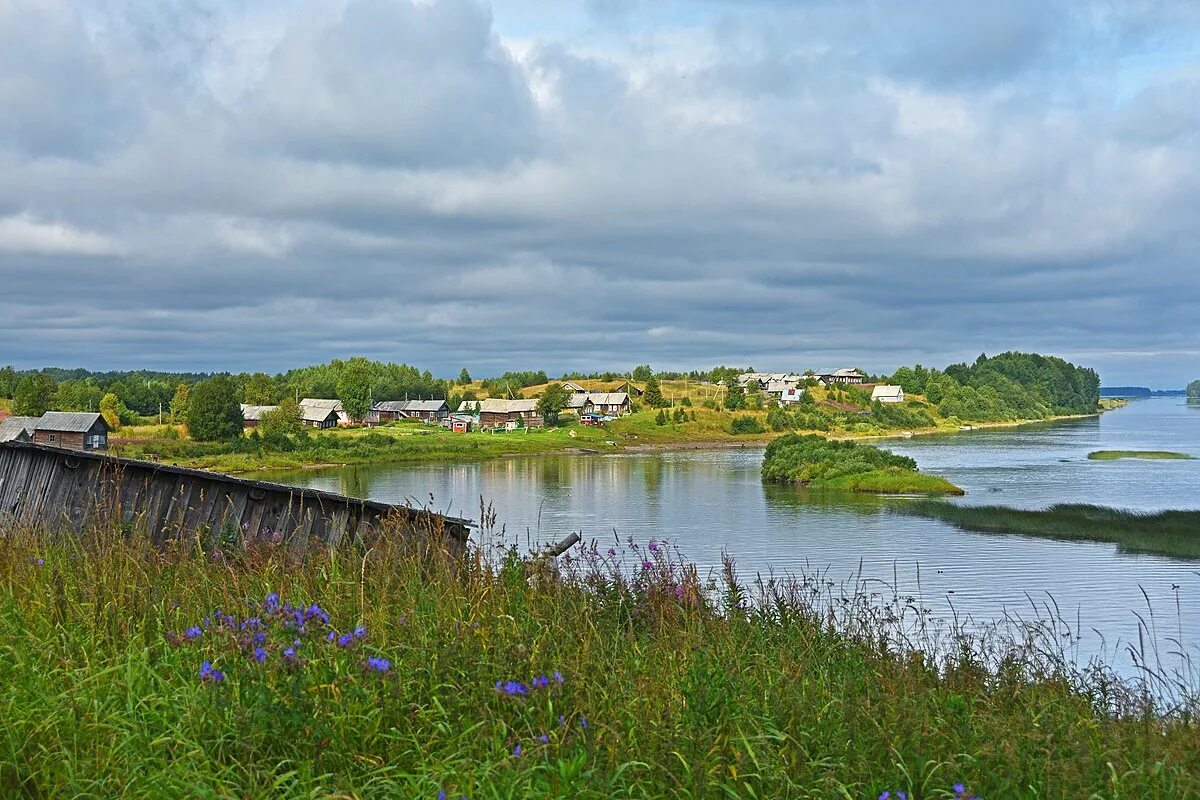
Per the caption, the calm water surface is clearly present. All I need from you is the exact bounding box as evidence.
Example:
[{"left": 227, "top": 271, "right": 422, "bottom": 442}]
[{"left": 258, "top": 398, "right": 1200, "bottom": 675}]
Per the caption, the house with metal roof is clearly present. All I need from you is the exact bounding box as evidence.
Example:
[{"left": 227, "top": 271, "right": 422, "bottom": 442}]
[
  {"left": 814, "top": 368, "right": 866, "bottom": 386},
  {"left": 32, "top": 412, "right": 109, "bottom": 451},
  {"left": 371, "top": 399, "right": 450, "bottom": 423},
  {"left": 566, "top": 392, "right": 631, "bottom": 417},
  {"left": 870, "top": 385, "right": 905, "bottom": 403},
  {"left": 299, "top": 400, "right": 340, "bottom": 428},
  {"left": 0, "top": 416, "right": 39, "bottom": 444},
  {"left": 459, "top": 398, "right": 543, "bottom": 430},
  {"left": 240, "top": 404, "right": 278, "bottom": 428}
]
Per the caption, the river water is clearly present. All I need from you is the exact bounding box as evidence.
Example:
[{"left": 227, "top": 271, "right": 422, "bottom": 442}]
[{"left": 257, "top": 398, "right": 1200, "bottom": 678}]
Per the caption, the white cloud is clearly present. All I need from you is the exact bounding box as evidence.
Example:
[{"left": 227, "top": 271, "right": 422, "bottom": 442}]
[{"left": 0, "top": 213, "right": 123, "bottom": 256}]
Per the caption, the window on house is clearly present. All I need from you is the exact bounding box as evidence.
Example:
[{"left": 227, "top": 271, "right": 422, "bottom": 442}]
[{"left": 47, "top": 433, "right": 57, "bottom": 443}]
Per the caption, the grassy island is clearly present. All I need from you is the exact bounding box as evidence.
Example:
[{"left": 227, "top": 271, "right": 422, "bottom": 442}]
[
  {"left": 0, "top": 515, "right": 1196, "bottom": 797},
  {"left": 901, "top": 501, "right": 1200, "bottom": 559},
  {"left": 1088, "top": 450, "right": 1194, "bottom": 460},
  {"left": 762, "top": 433, "right": 964, "bottom": 495}
]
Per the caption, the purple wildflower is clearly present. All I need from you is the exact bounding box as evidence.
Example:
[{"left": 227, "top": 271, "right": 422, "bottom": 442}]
[
  {"left": 675, "top": 585, "right": 685, "bottom": 598},
  {"left": 327, "top": 630, "right": 337, "bottom": 643},
  {"left": 253, "top": 647, "right": 268, "bottom": 663},
  {"left": 353, "top": 625, "right": 367, "bottom": 639},
  {"left": 271, "top": 530, "right": 283, "bottom": 543},
  {"left": 263, "top": 593, "right": 280, "bottom": 613},
  {"left": 558, "top": 714, "right": 565, "bottom": 726},
  {"left": 954, "top": 785, "right": 965, "bottom": 797},
  {"left": 642, "top": 560, "right": 654, "bottom": 571},
  {"left": 438, "top": 793, "right": 446, "bottom": 800},
  {"left": 199, "top": 661, "right": 225, "bottom": 683},
  {"left": 878, "top": 793, "right": 889, "bottom": 800},
  {"left": 283, "top": 646, "right": 298, "bottom": 664},
  {"left": 252, "top": 631, "right": 266, "bottom": 646},
  {"left": 607, "top": 548, "right": 616, "bottom": 557},
  {"left": 304, "top": 604, "right": 330, "bottom": 625},
  {"left": 531, "top": 675, "right": 549, "bottom": 689},
  {"left": 553, "top": 671, "right": 563, "bottom": 684},
  {"left": 337, "top": 633, "right": 354, "bottom": 648},
  {"left": 580, "top": 716, "right": 588, "bottom": 729},
  {"left": 184, "top": 626, "right": 203, "bottom": 640},
  {"left": 512, "top": 744, "right": 522, "bottom": 758},
  {"left": 366, "top": 657, "right": 390, "bottom": 672},
  {"left": 648, "top": 541, "right": 660, "bottom": 554},
  {"left": 538, "top": 734, "right": 549, "bottom": 744},
  {"left": 28, "top": 557, "right": 44, "bottom": 566},
  {"left": 495, "top": 680, "right": 529, "bottom": 696}
]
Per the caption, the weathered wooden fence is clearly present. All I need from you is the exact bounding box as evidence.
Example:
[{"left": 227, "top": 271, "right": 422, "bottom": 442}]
[{"left": 0, "top": 442, "right": 470, "bottom": 554}]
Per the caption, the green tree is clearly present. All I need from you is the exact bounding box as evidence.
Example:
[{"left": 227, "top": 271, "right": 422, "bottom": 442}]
[
  {"left": 99, "top": 393, "right": 125, "bottom": 431},
  {"left": 655, "top": 409, "right": 668, "bottom": 426},
  {"left": 337, "top": 358, "right": 373, "bottom": 422},
  {"left": 723, "top": 383, "right": 745, "bottom": 411},
  {"left": 632, "top": 365, "right": 654, "bottom": 382},
  {"left": 260, "top": 396, "right": 303, "bottom": 438},
  {"left": 537, "top": 382, "right": 570, "bottom": 425},
  {"left": 186, "top": 376, "right": 243, "bottom": 442},
  {"left": 1188, "top": 379, "right": 1200, "bottom": 402},
  {"left": 0, "top": 366, "right": 16, "bottom": 398},
  {"left": 644, "top": 376, "right": 667, "bottom": 408},
  {"left": 459, "top": 368, "right": 471, "bottom": 384},
  {"left": 169, "top": 383, "right": 190, "bottom": 423},
  {"left": 243, "top": 373, "right": 276, "bottom": 405},
  {"left": 12, "top": 374, "right": 55, "bottom": 416}
]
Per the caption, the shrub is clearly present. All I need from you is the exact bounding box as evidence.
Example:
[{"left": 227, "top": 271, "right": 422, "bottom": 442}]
[{"left": 729, "top": 416, "right": 765, "bottom": 435}]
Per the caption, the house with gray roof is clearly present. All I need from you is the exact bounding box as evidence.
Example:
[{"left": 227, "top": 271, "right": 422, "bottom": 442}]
[
  {"left": 32, "top": 412, "right": 109, "bottom": 451},
  {"left": 0, "top": 416, "right": 39, "bottom": 444}
]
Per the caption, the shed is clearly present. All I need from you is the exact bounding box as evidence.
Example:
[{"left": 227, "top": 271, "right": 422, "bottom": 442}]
[{"left": 32, "top": 412, "right": 109, "bottom": 451}]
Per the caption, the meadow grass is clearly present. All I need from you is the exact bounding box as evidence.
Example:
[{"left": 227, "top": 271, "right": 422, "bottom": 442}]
[
  {"left": 1088, "top": 450, "right": 1195, "bottom": 460},
  {"left": 901, "top": 501, "right": 1200, "bottom": 559},
  {"left": 0, "top": 514, "right": 1197, "bottom": 798}
]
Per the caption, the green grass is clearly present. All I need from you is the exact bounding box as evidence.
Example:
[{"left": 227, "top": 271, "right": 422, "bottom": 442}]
[
  {"left": 900, "top": 501, "right": 1200, "bottom": 559},
  {"left": 762, "top": 434, "right": 964, "bottom": 495},
  {"left": 1088, "top": 450, "right": 1194, "bottom": 460},
  {"left": 0, "top": 517, "right": 1196, "bottom": 798}
]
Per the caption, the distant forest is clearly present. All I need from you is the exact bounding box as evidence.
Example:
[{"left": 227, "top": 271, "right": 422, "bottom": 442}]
[
  {"left": 1100, "top": 387, "right": 1186, "bottom": 398},
  {"left": 888, "top": 352, "right": 1100, "bottom": 421}
]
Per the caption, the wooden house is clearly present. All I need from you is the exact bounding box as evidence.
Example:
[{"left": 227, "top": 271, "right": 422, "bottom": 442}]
[
  {"left": 0, "top": 416, "right": 39, "bottom": 444},
  {"left": 299, "top": 401, "right": 340, "bottom": 429},
  {"left": 32, "top": 412, "right": 109, "bottom": 451},
  {"left": 240, "top": 404, "right": 277, "bottom": 429},
  {"left": 469, "top": 398, "right": 543, "bottom": 430},
  {"left": 815, "top": 368, "right": 866, "bottom": 386},
  {"left": 371, "top": 399, "right": 450, "bottom": 423},
  {"left": 561, "top": 381, "right": 587, "bottom": 394},
  {"left": 300, "top": 398, "right": 350, "bottom": 426}
]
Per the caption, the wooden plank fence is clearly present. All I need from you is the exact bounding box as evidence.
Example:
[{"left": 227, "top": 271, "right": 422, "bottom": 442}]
[{"left": 0, "top": 442, "right": 470, "bottom": 554}]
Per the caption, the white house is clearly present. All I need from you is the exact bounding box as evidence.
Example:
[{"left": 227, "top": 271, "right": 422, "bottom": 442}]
[
  {"left": 871, "top": 385, "right": 905, "bottom": 403},
  {"left": 778, "top": 387, "right": 805, "bottom": 405}
]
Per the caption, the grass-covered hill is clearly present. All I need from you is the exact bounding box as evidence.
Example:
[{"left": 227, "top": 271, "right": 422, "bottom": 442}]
[{"left": 761, "top": 433, "right": 963, "bottom": 494}]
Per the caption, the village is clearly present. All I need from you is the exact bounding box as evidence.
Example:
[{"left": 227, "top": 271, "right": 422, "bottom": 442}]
[{"left": 0, "top": 367, "right": 907, "bottom": 453}]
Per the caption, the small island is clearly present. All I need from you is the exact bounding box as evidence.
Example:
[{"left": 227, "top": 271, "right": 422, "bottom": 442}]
[
  {"left": 1088, "top": 450, "right": 1194, "bottom": 460},
  {"left": 761, "top": 433, "right": 964, "bottom": 494}
]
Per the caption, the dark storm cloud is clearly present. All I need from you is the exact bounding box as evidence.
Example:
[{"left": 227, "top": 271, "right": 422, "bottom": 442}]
[{"left": 0, "top": 0, "right": 1198, "bottom": 386}]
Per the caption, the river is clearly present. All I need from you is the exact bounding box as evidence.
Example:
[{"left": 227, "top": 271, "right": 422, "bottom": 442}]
[{"left": 256, "top": 398, "right": 1200, "bottom": 679}]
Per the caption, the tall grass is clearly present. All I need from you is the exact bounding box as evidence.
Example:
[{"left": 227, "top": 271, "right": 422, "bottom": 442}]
[
  {"left": 0, "top": 511, "right": 1196, "bottom": 797},
  {"left": 901, "top": 501, "right": 1200, "bottom": 559}
]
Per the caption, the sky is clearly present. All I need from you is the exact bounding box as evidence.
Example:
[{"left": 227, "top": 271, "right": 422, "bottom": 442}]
[{"left": 1, "top": 0, "right": 1199, "bottom": 387}]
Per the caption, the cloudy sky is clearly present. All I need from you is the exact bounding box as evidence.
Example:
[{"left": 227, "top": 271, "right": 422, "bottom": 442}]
[{"left": 1, "top": 0, "right": 1198, "bottom": 385}]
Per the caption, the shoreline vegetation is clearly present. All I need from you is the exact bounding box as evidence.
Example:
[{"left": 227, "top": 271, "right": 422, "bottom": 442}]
[
  {"left": 1088, "top": 449, "right": 1194, "bottom": 460},
  {"left": 1, "top": 351, "right": 1113, "bottom": 475},
  {"left": 761, "top": 434, "right": 965, "bottom": 495},
  {"left": 898, "top": 501, "right": 1200, "bottom": 559},
  {"left": 0, "top": 513, "right": 1196, "bottom": 797}
]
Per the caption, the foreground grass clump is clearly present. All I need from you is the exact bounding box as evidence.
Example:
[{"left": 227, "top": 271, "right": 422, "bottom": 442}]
[
  {"left": 1088, "top": 450, "right": 1194, "bottom": 460},
  {"left": 902, "top": 501, "right": 1200, "bottom": 559},
  {"left": 762, "top": 433, "right": 964, "bottom": 494},
  {"left": 0, "top": 521, "right": 1196, "bottom": 798}
]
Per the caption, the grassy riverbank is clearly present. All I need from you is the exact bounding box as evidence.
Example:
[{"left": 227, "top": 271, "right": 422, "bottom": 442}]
[
  {"left": 0, "top": 517, "right": 1196, "bottom": 797},
  {"left": 1088, "top": 450, "right": 1194, "bottom": 460},
  {"left": 762, "top": 434, "right": 964, "bottom": 495},
  {"left": 110, "top": 392, "right": 1115, "bottom": 475},
  {"left": 900, "top": 501, "right": 1200, "bottom": 559}
]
